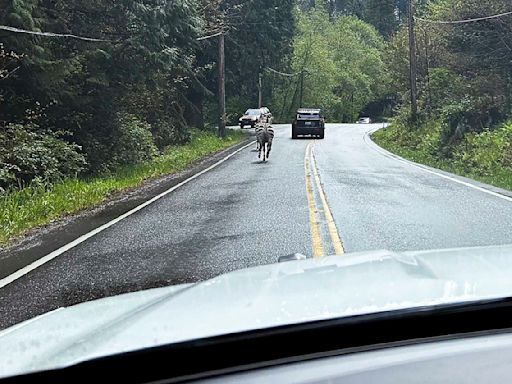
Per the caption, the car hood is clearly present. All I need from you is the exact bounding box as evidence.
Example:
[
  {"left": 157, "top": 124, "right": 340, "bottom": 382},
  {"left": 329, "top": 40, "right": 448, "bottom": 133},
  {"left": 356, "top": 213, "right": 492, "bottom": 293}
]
[
  {"left": 240, "top": 115, "right": 258, "bottom": 120},
  {"left": 2, "top": 244, "right": 512, "bottom": 378}
]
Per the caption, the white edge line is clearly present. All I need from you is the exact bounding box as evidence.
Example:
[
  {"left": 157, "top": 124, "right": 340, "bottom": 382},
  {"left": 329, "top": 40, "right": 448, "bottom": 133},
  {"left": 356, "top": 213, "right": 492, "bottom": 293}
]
[
  {"left": 0, "top": 141, "right": 256, "bottom": 289},
  {"left": 364, "top": 127, "right": 512, "bottom": 203}
]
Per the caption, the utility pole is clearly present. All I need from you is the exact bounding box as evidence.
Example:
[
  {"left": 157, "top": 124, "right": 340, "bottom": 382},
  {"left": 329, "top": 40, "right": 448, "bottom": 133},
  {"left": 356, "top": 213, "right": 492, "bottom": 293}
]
[
  {"left": 408, "top": 0, "right": 418, "bottom": 121},
  {"left": 258, "top": 73, "right": 263, "bottom": 108},
  {"left": 218, "top": 33, "right": 226, "bottom": 138},
  {"left": 423, "top": 27, "right": 431, "bottom": 116},
  {"left": 299, "top": 70, "right": 304, "bottom": 108}
]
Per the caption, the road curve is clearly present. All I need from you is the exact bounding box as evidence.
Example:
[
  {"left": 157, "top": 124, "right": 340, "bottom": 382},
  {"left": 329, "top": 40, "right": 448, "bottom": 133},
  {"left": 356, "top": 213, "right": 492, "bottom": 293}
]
[
  {"left": 315, "top": 124, "right": 512, "bottom": 252},
  {"left": 1, "top": 123, "right": 511, "bottom": 329}
]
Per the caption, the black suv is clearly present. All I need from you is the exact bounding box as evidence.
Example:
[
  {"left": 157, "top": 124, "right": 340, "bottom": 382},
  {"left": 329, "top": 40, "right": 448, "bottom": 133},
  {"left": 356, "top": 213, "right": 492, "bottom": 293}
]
[{"left": 292, "top": 108, "right": 325, "bottom": 139}]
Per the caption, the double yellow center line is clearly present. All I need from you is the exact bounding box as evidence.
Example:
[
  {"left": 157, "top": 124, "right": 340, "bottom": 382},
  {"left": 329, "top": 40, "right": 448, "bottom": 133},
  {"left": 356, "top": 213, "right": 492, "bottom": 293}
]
[{"left": 304, "top": 142, "right": 345, "bottom": 258}]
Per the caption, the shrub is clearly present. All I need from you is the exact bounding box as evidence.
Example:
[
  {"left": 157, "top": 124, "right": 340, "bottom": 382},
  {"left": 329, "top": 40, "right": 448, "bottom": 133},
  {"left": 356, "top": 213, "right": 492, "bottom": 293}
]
[
  {"left": 151, "top": 118, "right": 190, "bottom": 150},
  {"left": 427, "top": 68, "right": 466, "bottom": 113},
  {"left": 454, "top": 121, "right": 512, "bottom": 175},
  {"left": 110, "top": 113, "right": 158, "bottom": 167},
  {"left": 0, "top": 123, "right": 86, "bottom": 191}
]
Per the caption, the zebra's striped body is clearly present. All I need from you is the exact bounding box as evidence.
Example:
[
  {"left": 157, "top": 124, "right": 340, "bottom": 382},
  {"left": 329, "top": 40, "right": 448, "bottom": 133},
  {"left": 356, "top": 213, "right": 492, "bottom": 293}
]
[{"left": 255, "top": 123, "right": 275, "bottom": 162}]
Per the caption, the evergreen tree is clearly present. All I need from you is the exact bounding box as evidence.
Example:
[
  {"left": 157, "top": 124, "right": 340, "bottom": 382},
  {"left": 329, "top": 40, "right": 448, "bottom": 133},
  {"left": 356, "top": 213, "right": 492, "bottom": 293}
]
[{"left": 363, "top": 0, "right": 398, "bottom": 37}]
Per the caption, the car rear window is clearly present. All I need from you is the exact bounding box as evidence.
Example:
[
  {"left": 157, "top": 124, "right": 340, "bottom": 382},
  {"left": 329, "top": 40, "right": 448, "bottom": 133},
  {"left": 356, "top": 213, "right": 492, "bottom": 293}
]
[{"left": 298, "top": 113, "right": 321, "bottom": 119}]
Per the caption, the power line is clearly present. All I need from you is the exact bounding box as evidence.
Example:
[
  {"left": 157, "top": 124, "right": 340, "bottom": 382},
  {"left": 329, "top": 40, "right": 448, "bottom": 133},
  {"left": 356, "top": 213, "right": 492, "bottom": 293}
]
[
  {"left": 265, "top": 67, "right": 304, "bottom": 77},
  {"left": 196, "top": 31, "right": 223, "bottom": 41},
  {"left": 416, "top": 10, "right": 512, "bottom": 25},
  {"left": 228, "top": 20, "right": 291, "bottom": 26},
  {"left": 0, "top": 25, "right": 111, "bottom": 42}
]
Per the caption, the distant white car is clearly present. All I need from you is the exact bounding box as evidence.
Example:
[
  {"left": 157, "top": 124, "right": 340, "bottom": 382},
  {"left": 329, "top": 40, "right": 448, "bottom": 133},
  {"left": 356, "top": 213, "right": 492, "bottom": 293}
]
[{"left": 357, "top": 117, "right": 371, "bottom": 124}]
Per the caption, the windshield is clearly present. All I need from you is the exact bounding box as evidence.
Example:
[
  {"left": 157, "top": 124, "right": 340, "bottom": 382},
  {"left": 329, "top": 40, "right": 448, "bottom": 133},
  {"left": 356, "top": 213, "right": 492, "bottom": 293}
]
[{"left": 2, "top": 0, "right": 512, "bottom": 379}]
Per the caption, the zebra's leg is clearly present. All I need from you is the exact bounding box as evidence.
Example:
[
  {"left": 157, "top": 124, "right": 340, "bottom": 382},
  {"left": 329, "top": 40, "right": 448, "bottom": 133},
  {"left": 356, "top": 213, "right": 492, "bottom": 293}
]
[
  {"left": 258, "top": 141, "right": 262, "bottom": 159},
  {"left": 263, "top": 142, "right": 267, "bottom": 162},
  {"left": 267, "top": 139, "right": 272, "bottom": 158}
]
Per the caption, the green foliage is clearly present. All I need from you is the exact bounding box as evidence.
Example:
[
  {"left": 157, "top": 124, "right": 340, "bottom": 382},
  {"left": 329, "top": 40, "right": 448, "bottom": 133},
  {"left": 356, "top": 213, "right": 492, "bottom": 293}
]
[
  {"left": 362, "top": 0, "right": 398, "bottom": 37},
  {"left": 151, "top": 119, "right": 191, "bottom": 150},
  {"left": 0, "top": 0, "right": 291, "bottom": 242},
  {"left": 0, "top": 129, "right": 246, "bottom": 245},
  {"left": 373, "top": 120, "right": 512, "bottom": 191},
  {"left": 195, "top": 0, "right": 296, "bottom": 120},
  {"left": 382, "top": 0, "right": 512, "bottom": 182},
  {"left": 427, "top": 69, "right": 465, "bottom": 110},
  {"left": 389, "top": 0, "right": 512, "bottom": 129},
  {"left": 0, "top": 0, "right": 296, "bottom": 191},
  {"left": 298, "top": 0, "right": 411, "bottom": 36},
  {"left": 0, "top": 123, "right": 86, "bottom": 190},
  {"left": 273, "top": 4, "right": 389, "bottom": 122},
  {"left": 454, "top": 123, "right": 512, "bottom": 174},
  {"left": 111, "top": 114, "right": 158, "bottom": 168},
  {"left": 0, "top": 0, "right": 203, "bottom": 186}
]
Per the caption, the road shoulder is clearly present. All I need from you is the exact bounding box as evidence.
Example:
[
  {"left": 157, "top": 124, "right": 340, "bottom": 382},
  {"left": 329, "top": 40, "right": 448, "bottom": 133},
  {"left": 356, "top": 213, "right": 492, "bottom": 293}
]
[
  {"left": 0, "top": 137, "right": 253, "bottom": 281},
  {"left": 365, "top": 126, "right": 512, "bottom": 201}
]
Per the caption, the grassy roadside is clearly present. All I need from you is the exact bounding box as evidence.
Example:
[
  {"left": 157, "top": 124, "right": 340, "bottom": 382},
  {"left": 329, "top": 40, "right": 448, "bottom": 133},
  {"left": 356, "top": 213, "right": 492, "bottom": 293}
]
[
  {"left": 372, "top": 124, "right": 512, "bottom": 192},
  {"left": 0, "top": 129, "right": 246, "bottom": 246}
]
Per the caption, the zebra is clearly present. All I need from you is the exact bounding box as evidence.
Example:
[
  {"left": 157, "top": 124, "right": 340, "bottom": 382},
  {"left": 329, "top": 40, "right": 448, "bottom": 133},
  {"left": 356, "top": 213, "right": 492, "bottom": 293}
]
[
  {"left": 255, "top": 123, "right": 274, "bottom": 162},
  {"left": 255, "top": 116, "right": 270, "bottom": 151}
]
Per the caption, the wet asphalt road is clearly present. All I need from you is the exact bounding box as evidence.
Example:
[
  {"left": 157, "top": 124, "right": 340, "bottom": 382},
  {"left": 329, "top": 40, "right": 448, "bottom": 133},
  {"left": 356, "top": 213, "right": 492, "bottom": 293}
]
[{"left": 1, "top": 123, "right": 512, "bottom": 329}]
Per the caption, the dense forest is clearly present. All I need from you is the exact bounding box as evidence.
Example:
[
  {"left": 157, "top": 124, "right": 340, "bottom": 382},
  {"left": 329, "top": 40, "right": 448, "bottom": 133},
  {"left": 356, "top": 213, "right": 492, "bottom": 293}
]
[
  {"left": 1, "top": 0, "right": 511, "bottom": 193},
  {"left": 0, "top": 0, "right": 295, "bottom": 189},
  {"left": 375, "top": 0, "right": 512, "bottom": 185},
  {"left": 269, "top": 4, "right": 388, "bottom": 123}
]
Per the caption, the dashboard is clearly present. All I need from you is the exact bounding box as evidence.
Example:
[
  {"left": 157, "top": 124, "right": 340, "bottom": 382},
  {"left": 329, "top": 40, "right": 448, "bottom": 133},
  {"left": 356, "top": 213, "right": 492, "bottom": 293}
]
[{"left": 196, "top": 332, "right": 512, "bottom": 383}]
